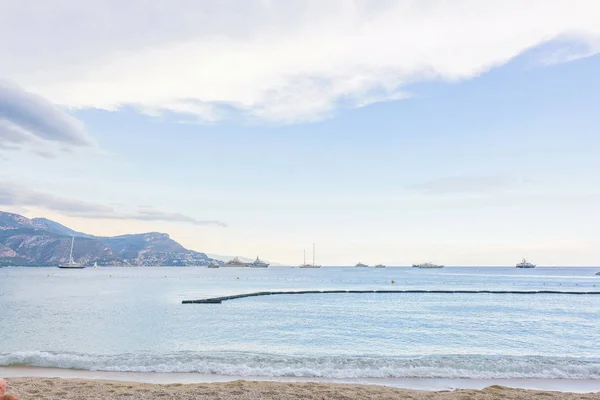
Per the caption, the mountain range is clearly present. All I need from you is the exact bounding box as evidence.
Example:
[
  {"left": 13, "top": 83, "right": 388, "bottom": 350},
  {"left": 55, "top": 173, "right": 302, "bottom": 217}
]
[{"left": 0, "top": 210, "right": 218, "bottom": 267}]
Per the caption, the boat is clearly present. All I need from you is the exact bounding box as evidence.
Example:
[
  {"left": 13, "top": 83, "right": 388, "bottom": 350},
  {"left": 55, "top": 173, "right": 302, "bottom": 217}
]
[
  {"left": 413, "top": 262, "right": 444, "bottom": 269},
  {"left": 248, "top": 256, "right": 269, "bottom": 268},
  {"left": 58, "top": 236, "right": 85, "bottom": 269},
  {"left": 207, "top": 260, "right": 220, "bottom": 268},
  {"left": 93, "top": 261, "right": 98, "bottom": 269},
  {"left": 222, "top": 257, "right": 248, "bottom": 267},
  {"left": 355, "top": 262, "right": 369, "bottom": 268},
  {"left": 373, "top": 264, "right": 386, "bottom": 268},
  {"left": 516, "top": 258, "right": 535, "bottom": 268},
  {"left": 299, "top": 243, "right": 321, "bottom": 268}
]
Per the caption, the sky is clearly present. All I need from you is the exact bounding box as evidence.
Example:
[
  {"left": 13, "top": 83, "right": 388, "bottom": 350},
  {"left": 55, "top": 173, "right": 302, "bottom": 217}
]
[{"left": 1, "top": 0, "right": 600, "bottom": 266}]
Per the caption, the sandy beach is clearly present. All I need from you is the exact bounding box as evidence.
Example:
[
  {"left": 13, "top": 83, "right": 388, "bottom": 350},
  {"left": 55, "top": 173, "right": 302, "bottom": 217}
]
[{"left": 5, "top": 378, "right": 600, "bottom": 400}]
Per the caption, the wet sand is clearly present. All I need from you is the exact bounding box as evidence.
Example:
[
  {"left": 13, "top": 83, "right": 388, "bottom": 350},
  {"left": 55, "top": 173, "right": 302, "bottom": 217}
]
[{"left": 6, "top": 377, "right": 600, "bottom": 400}]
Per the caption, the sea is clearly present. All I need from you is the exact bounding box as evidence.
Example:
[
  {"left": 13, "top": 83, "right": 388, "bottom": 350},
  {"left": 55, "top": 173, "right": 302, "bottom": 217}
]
[{"left": 1, "top": 266, "right": 600, "bottom": 388}]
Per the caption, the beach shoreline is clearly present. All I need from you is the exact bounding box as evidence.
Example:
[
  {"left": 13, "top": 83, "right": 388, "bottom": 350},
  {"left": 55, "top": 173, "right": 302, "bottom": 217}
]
[
  {"left": 2, "top": 366, "right": 600, "bottom": 394},
  {"left": 4, "top": 376, "right": 600, "bottom": 400}
]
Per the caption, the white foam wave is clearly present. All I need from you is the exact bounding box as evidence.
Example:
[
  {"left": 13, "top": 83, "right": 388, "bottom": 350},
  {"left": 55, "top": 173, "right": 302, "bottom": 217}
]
[{"left": 1, "top": 351, "right": 599, "bottom": 379}]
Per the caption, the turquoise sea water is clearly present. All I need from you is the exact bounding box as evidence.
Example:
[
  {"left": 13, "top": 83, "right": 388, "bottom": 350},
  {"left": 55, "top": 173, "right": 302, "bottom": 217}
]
[{"left": 1, "top": 267, "right": 599, "bottom": 379}]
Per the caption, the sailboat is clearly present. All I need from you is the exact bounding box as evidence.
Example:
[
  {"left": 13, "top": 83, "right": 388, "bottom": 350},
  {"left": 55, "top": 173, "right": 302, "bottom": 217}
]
[
  {"left": 299, "top": 243, "right": 321, "bottom": 268},
  {"left": 58, "top": 235, "right": 85, "bottom": 269}
]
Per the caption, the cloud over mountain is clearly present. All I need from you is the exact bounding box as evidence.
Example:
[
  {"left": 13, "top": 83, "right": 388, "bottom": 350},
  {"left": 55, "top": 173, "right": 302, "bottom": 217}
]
[{"left": 0, "top": 182, "right": 226, "bottom": 227}]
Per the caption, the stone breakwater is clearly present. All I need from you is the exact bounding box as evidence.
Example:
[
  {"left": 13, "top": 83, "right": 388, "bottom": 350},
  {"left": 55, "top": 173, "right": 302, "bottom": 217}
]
[{"left": 182, "top": 289, "right": 600, "bottom": 304}]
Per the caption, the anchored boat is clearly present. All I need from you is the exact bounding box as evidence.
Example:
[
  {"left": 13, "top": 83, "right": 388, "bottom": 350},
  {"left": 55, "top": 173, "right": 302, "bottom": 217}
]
[
  {"left": 300, "top": 243, "right": 321, "bottom": 268},
  {"left": 516, "top": 258, "right": 536, "bottom": 268},
  {"left": 248, "top": 256, "right": 269, "bottom": 268},
  {"left": 413, "top": 262, "right": 444, "bottom": 269},
  {"left": 222, "top": 257, "right": 248, "bottom": 267},
  {"left": 58, "top": 236, "right": 84, "bottom": 269}
]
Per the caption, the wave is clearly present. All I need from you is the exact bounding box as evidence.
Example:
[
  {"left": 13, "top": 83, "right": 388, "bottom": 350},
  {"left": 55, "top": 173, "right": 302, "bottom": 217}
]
[{"left": 2, "top": 351, "right": 600, "bottom": 379}]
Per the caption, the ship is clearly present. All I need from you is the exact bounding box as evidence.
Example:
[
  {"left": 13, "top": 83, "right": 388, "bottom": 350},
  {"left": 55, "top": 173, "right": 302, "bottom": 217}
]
[
  {"left": 413, "top": 262, "right": 444, "bottom": 269},
  {"left": 299, "top": 243, "right": 321, "bottom": 268},
  {"left": 207, "top": 260, "right": 220, "bottom": 268},
  {"left": 516, "top": 258, "right": 535, "bottom": 268},
  {"left": 58, "top": 236, "right": 85, "bottom": 269},
  {"left": 222, "top": 257, "right": 248, "bottom": 267},
  {"left": 373, "top": 264, "right": 386, "bottom": 268},
  {"left": 248, "top": 256, "right": 269, "bottom": 268},
  {"left": 355, "top": 262, "right": 369, "bottom": 268}
]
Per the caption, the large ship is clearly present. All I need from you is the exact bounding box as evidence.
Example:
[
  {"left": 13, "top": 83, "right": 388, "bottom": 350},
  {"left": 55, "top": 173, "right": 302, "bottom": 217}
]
[
  {"left": 248, "top": 256, "right": 269, "bottom": 268},
  {"left": 58, "top": 236, "right": 85, "bottom": 269},
  {"left": 516, "top": 258, "right": 535, "bottom": 268},
  {"left": 222, "top": 257, "right": 248, "bottom": 267},
  {"left": 413, "top": 262, "right": 444, "bottom": 269},
  {"left": 355, "top": 262, "right": 369, "bottom": 268},
  {"left": 207, "top": 260, "right": 220, "bottom": 268},
  {"left": 300, "top": 244, "right": 321, "bottom": 268}
]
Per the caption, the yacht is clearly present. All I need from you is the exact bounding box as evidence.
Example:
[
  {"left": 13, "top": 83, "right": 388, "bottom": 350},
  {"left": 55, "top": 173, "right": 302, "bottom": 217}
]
[
  {"left": 355, "top": 262, "right": 369, "bottom": 268},
  {"left": 413, "top": 262, "right": 444, "bottom": 269},
  {"left": 300, "top": 243, "right": 321, "bottom": 268},
  {"left": 248, "top": 256, "right": 269, "bottom": 268},
  {"left": 207, "top": 260, "right": 220, "bottom": 268},
  {"left": 58, "top": 236, "right": 85, "bottom": 269},
  {"left": 516, "top": 258, "right": 535, "bottom": 268},
  {"left": 222, "top": 257, "right": 248, "bottom": 267},
  {"left": 373, "top": 264, "right": 386, "bottom": 268}
]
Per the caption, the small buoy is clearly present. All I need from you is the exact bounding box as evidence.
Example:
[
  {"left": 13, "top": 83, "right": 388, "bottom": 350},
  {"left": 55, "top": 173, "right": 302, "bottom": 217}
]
[
  {"left": 165, "top": 276, "right": 167, "bottom": 278},
  {"left": 236, "top": 277, "right": 240, "bottom": 280},
  {"left": 110, "top": 275, "right": 112, "bottom": 277},
  {"left": 391, "top": 280, "right": 395, "bottom": 284}
]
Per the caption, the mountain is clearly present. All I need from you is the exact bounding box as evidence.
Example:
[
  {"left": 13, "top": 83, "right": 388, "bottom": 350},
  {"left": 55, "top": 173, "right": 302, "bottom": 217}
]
[
  {"left": 31, "top": 217, "right": 94, "bottom": 238},
  {"left": 0, "top": 210, "right": 218, "bottom": 267}
]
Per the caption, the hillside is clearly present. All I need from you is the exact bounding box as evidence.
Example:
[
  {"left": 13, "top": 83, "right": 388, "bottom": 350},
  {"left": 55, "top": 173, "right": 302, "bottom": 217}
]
[{"left": 0, "top": 211, "right": 217, "bottom": 267}]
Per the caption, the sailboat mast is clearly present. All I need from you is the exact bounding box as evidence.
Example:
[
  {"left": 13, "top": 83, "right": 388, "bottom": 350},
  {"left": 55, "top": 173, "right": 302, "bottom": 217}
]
[
  {"left": 69, "top": 235, "right": 75, "bottom": 263},
  {"left": 312, "top": 243, "right": 315, "bottom": 266},
  {"left": 303, "top": 249, "right": 306, "bottom": 265}
]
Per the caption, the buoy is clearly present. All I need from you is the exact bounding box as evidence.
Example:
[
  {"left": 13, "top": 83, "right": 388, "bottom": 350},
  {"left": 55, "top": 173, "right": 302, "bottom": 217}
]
[
  {"left": 391, "top": 280, "right": 395, "bottom": 284},
  {"left": 236, "top": 277, "right": 240, "bottom": 280}
]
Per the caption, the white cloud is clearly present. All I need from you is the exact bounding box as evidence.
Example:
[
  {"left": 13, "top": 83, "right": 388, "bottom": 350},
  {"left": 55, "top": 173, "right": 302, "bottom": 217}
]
[
  {"left": 1, "top": 0, "right": 599, "bottom": 123},
  {"left": 407, "top": 176, "right": 521, "bottom": 195},
  {"left": 0, "top": 181, "right": 227, "bottom": 227},
  {"left": 0, "top": 81, "right": 92, "bottom": 155}
]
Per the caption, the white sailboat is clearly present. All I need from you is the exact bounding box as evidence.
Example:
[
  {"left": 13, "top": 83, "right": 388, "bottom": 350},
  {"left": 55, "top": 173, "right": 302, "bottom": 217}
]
[
  {"left": 58, "top": 235, "right": 85, "bottom": 269},
  {"left": 300, "top": 243, "right": 321, "bottom": 268}
]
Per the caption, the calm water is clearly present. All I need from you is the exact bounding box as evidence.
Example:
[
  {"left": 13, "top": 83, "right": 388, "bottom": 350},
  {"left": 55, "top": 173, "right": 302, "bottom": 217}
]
[{"left": 1, "top": 267, "right": 599, "bottom": 379}]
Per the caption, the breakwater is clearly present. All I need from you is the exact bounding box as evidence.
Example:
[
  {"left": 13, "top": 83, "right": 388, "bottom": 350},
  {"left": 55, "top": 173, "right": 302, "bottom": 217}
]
[{"left": 182, "top": 289, "right": 600, "bottom": 304}]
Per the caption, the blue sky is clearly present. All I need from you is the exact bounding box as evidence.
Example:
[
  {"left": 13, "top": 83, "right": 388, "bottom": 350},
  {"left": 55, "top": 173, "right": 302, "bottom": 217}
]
[{"left": 1, "top": 1, "right": 600, "bottom": 265}]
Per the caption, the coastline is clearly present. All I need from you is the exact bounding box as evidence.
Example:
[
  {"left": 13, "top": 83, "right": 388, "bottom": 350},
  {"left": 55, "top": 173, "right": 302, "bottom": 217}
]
[
  {"left": 5, "top": 376, "right": 600, "bottom": 400},
  {"left": 2, "top": 366, "right": 600, "bottom": 394}
]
